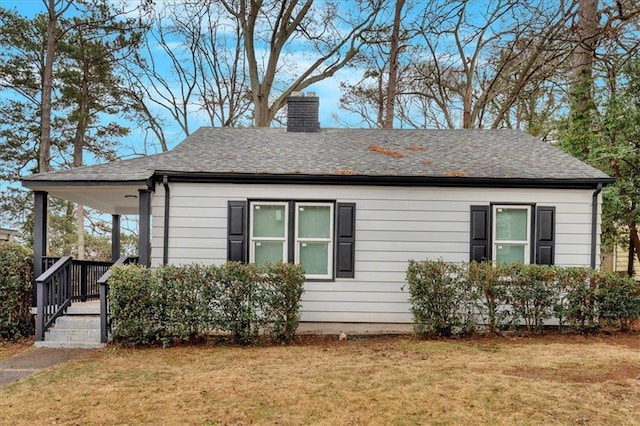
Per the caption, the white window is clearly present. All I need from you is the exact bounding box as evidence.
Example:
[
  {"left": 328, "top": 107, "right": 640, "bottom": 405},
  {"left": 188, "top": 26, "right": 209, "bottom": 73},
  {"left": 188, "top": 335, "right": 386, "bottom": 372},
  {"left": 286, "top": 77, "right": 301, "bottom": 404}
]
[
  {"left": 250, "top": 202, "right": 288, "bottom": 265},
  {"left": 249, "top": 201, "right": 334, "bottom": 279},
  {"left": 295, "top": 203, "right": 334, "bottom": 279},
  {"left": 492, "top": 205, "right": 531, "bottom": 264}
]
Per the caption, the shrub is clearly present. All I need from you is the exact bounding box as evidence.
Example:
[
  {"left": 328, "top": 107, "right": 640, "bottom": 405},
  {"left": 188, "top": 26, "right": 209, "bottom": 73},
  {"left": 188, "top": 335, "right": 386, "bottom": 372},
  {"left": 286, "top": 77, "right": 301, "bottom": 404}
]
[
  {"left": 108, "top": 262, "right": 305, "bottom": 346},
  {"left": 595, "top": 272, "right": 640, "bottom": 331},
  {"left": 405, "top": 259, "right": 475, "bottom": 336},
  {"left": 261, "top": 262, "right": 306, "bottom": 343},
  {"left": 109, "top": 265, "right": 158, "bottom": 345},
  {"left": 506, "top": 264, "right": 556, "bottom": 333},
  {"left": 0, "top": 242, "right": 33, "bottom": 340},
  {"left": 212, "top": 262, "right": 261, "bottom": 344},
  {"left": 553, "top": 267, "right": 599, "bottom": 333},
  {"left": 465, "top": 262, "right": 511, "bottom": 334}
]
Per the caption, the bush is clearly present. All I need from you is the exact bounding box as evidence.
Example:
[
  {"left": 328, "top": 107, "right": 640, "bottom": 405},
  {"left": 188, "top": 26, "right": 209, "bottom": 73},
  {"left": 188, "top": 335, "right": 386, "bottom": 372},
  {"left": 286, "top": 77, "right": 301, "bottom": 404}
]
[
  {"left": 108, "top": 262, "right": 305, "bottom": 346},
  {"left": 405, "top": 260, "right": 640, "bottom": 336},
  {"left": 596, "top": 272, "right": 640, "bottom": 331},
  {"left": 405, "top": 259, "right": 475, "bottom": 336},
  {"left": 0, "top": 242, "right": 33, "bottom": 340},
  {"left": 465, "top": 262, "right": 512, "bottom": 334},
  {"left": 553, "top": 267, "right": 599, "bottom": 333},
  {"left": 212, "top": 262, "right": 261, "bottom": 344},
  {"left": 109, "top": 265, "right": 158, "bottom": 345},
  {"left": 506, "top": 264, "right": 556, "bottom": 333},
  {"left": 262, "top": 262, "right": 306, "bottom": 343}
]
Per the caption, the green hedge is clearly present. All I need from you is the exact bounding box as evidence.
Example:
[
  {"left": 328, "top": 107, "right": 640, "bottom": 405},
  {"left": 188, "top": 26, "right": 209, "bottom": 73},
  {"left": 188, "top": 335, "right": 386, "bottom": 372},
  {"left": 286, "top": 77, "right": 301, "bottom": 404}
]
[
  {"left": 0, "top": 242, "right": 33, "bottom": 340},
  {"left": 108, "top": 262, "right": 305, "bottom": 346},
  {"left": 405, "top": 260, "right": 640, "bottom": 336}
]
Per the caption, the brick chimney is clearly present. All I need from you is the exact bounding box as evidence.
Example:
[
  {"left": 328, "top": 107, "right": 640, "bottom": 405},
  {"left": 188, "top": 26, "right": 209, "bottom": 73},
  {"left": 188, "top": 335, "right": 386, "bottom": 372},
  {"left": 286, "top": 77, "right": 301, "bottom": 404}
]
[{"left": 287, "top": 91, "right": 320, "bottom": 132}]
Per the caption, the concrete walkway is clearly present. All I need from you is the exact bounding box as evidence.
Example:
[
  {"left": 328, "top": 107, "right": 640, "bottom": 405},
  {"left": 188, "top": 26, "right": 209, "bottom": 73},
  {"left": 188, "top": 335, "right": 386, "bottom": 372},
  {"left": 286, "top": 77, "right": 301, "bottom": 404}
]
[{"left": 0, "top": 347, "right": 91, "bottom": 387}]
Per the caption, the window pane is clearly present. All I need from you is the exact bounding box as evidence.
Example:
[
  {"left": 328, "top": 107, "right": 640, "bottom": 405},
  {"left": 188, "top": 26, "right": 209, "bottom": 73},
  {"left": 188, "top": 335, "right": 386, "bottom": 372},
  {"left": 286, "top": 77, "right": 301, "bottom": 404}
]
[
  {"left": 496, "top": 208, "right": 528, "bottom": 241},
  {"left": 299, "top": 242, "right": 329, "bottom": 275},
  {"left": 298, "top": 205, "right": 331, "bottom": 238},
  {"left": 496, "top": 244, "right": 525, "bottom": 264},
  {"left": 253, "top": 205, "right": 285, "bottom": 238},
  {"left": 254, "top": 241, "right": 284, "bottom": 265}
]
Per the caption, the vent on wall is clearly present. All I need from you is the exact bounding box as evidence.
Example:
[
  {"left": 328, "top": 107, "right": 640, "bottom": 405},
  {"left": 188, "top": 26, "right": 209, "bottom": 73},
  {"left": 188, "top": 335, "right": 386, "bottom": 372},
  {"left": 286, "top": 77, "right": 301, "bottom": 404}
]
[{"left": 287, "top": 91, "right": 320, "bottom": 132}]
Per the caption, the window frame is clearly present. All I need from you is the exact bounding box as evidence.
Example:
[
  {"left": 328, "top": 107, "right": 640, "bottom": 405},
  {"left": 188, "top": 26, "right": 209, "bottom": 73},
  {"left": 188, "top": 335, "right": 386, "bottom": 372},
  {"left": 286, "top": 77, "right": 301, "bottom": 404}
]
[
  {"left": 491, "top": 204, "right": 532, "bottom": 265},
  {"left": 249, "top": 201, "right": 289, "bottom": 265},
  {"left": 294, "top": 202, "right": 334, "bottom": 280},
  {"left": 247, "top": 199, "right": 337, "bottom": 281}
]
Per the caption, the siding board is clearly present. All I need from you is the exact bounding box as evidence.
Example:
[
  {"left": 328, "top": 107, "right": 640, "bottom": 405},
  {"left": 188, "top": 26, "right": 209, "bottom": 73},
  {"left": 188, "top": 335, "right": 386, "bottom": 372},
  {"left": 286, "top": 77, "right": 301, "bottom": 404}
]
[{"left": 151, "top": 183, "right": 599, "bottom": 323}]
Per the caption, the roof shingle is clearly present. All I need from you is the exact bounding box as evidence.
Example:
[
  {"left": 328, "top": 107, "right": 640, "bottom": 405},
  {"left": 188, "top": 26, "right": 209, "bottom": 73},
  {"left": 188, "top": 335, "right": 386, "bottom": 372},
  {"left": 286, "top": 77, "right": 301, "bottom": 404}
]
[{"left": 22, "top": 127, "right": 611, "bottom": 183}]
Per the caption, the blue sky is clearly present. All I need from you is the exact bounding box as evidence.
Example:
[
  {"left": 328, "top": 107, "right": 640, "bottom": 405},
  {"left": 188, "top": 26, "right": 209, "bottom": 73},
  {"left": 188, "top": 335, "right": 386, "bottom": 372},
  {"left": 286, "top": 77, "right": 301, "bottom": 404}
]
[{"left": 0, "top": 0, "right": 363, "bottom": 157}]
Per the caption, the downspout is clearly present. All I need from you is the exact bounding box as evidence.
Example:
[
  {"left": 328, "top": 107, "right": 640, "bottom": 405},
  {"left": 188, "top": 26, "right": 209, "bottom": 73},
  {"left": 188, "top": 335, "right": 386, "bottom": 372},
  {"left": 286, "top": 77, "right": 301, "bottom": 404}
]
[
  {"left": 162, "top": 175, "right": 170, "bottom": 265},
  {"left": 591, "top": 183, "right": 603, "bottom": 268}
]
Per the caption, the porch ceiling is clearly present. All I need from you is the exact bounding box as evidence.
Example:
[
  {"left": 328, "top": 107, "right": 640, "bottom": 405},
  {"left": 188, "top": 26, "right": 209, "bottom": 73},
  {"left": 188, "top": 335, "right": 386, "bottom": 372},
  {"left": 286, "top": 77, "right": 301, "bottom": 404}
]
[{"left": 25, "top": 184, "right": 147, "bottom": 215}]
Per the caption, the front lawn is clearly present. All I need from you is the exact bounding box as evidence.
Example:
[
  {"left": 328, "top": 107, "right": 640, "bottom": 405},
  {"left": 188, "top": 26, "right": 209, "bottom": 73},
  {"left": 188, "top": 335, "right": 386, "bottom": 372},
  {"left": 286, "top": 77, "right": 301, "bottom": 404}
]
[{"left": 1, "top": 334, "right": 639, "bottom": 425}]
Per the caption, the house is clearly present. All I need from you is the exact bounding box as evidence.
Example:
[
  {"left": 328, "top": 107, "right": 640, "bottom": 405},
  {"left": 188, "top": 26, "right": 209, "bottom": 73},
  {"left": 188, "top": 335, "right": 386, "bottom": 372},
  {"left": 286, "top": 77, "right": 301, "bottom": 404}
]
[
  {"left": 0, "top": 227, "right": 18, "bottom": 243},
  {"left": 601, "top": 234, "right": 639, "bottom": 281},
  {"left": 21, "top": 93, "right": 614, "bottom": 345}
]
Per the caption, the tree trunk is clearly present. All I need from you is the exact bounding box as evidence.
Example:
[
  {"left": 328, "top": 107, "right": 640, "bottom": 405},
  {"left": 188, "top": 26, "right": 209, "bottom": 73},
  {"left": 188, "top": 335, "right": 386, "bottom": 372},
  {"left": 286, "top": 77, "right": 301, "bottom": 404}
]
[
  {"left": 73, "top": 41, "right": 90, "bottom": 259},
  {"left": 627, "top": 232, "right": 635, "bottom": 277},
  {"left": 462, "top": 83, "right": 473, "bottom": 129},
  {"left": 630, "top": 223, "right": 640, "bottom": 266},
  {"left": 382, "top": 0, "right": 404, "bottom": 129},
  {"left": 571, "top": 0, "right": 600, "bottom": 157},
  {"left": 573, "top": 0, "right": 599, "bottom": 114},
  {"left": 39, "top": 0, "right": 58, "bottom": 173}
]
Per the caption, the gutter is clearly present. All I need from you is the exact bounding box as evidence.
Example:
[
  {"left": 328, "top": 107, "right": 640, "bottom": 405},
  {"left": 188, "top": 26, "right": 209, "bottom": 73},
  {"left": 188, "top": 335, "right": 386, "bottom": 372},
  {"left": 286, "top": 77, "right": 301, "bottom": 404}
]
[
  {"left": 154, "top": 171, "right": 615, "bottom": 190},
  {"left": 162, "top": 175, "right": 170, "bottom": 265},
  {"left": 591, "top": 183, "right": 603, "bottom": 268}
]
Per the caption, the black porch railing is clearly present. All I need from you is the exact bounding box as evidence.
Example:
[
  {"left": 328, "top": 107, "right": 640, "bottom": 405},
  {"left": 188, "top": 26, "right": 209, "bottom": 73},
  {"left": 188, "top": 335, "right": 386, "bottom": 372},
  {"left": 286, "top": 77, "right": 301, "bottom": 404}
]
[
  {"left": 36, "top": 256, "right": 73, "bottom": 341},
  {"left": 42, "top": 257, "right": 112, "bottom": 302},
  {"left": 36, "top": 257, "right": 118, "bottom": 341},
  {"left": 98, "top": 255, "right": 139, "bottom": 343}
]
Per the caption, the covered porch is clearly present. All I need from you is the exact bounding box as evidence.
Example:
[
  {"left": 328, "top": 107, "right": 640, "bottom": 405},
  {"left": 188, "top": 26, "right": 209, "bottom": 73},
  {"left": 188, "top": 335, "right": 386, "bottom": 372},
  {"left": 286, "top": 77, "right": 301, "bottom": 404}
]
[{"left": 23, "top": 182, "right": 154, "bottom": 347}]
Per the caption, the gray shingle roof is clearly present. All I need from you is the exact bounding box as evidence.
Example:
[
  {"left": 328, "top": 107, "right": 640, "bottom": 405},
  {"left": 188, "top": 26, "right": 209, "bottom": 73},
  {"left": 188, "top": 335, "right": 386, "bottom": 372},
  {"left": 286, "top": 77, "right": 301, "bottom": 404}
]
[{"left": 22, "top": 127, "right": 611, "bottom": 184}]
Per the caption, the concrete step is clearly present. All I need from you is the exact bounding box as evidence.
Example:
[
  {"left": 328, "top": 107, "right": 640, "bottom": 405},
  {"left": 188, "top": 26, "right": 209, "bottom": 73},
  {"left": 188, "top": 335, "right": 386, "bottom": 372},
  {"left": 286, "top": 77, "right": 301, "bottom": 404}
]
[
  {"left": 66, "top": 302, "right": 100, "bottom": 315},
  {"left": 54, "top": 315, "right": 100, "bottom": 330},
  {"left": 35, "top": 340, "right": 105, "bottom": 349},
  {"left": 45, "top": 326, "right": 101, "bottom": 342},
  {"left": 41, "top": 313, "right": 104, "bottom": 349}
]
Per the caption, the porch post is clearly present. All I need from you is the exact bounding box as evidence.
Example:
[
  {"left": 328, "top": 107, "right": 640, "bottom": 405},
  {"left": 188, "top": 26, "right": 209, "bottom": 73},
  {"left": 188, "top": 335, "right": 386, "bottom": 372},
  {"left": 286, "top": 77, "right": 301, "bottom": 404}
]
[
  {"left": 33, "top": 191, "right": 48, "bottom": 306},
  {"left": 138, "top": 189, "right": 151, "bottom": 267},
  {"left": 111, "top": 214, "right": 121, "bottom": 262}
]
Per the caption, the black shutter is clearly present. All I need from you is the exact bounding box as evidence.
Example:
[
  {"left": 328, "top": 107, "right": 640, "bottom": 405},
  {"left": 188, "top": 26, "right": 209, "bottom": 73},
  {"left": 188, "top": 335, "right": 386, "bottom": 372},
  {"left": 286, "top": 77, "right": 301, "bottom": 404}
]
[
  {"left": 470, "top": 205, "right": 491, "bottom": 262},
  {"left": 227, "top": 201, "right": 247, "bottom": 262},
  {"left": 535, "top": 206, "right": 555, "bottom": 265},
  {"left": 335, "top": 203, "right": 356, "bottom": 278}
]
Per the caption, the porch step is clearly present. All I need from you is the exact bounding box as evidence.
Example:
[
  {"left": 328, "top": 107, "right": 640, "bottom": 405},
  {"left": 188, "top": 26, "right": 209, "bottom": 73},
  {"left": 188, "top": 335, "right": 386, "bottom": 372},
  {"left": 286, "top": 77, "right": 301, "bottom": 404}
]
[
  {"left": 66, "top": 301, "right": 100, "bottom": 315},
  {"left": 36, "top": 315, "right": 105, "bottom": 349}
]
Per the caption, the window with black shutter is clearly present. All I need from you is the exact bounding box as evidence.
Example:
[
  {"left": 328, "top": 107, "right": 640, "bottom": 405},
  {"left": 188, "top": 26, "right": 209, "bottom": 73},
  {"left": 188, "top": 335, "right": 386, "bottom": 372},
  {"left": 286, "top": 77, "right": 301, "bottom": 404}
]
[
  {"left": 228, "top": 200, "right": 356, "bottom": 280},
  {"left": 470, "top": 204, "right": 555, "bottom": 265}
]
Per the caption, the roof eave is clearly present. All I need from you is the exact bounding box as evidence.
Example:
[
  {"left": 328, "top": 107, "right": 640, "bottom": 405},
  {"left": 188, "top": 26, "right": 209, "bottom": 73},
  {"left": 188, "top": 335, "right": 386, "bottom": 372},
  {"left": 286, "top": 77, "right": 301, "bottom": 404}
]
[
  {"left": 21, "top": 178, "right": 153, "bottom": 190},
  {"left": 154, "top": 171, "right": 615, "bottom": 190}
]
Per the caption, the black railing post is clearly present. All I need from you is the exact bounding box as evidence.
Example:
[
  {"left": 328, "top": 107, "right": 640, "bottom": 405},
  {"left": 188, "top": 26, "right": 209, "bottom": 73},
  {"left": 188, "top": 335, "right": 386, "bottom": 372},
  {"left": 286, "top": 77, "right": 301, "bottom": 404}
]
[
  {"left": 36, "top": 279, "right": 46, "bottom": 341},
  {"left": 99, "top": 278, "right": 108, "bottom": 344},
  {"left": 80, "top": 263, "right": 88, "bottom": 302}
]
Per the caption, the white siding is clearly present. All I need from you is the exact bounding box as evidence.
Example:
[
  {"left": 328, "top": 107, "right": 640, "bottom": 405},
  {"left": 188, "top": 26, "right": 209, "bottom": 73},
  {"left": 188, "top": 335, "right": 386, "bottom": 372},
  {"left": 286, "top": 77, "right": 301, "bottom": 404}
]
[{"left": 151, "top": 183, "right": 601, "bottom": 323}]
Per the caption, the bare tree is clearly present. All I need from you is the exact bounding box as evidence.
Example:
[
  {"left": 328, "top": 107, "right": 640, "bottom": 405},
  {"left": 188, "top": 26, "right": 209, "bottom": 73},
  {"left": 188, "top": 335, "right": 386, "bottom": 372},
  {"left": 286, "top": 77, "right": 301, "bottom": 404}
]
[
  {"left": 221, "top": 0, "right": 384, "bottom": 127},
  {"left": 406, "top": 0, "right": 578, "bottom": 131},
  {"left": 124, "top": 1, "right": 251, "bottom": 152},
  {"left": 382, "top": 0, "right": 405, "bottom": 128}
]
